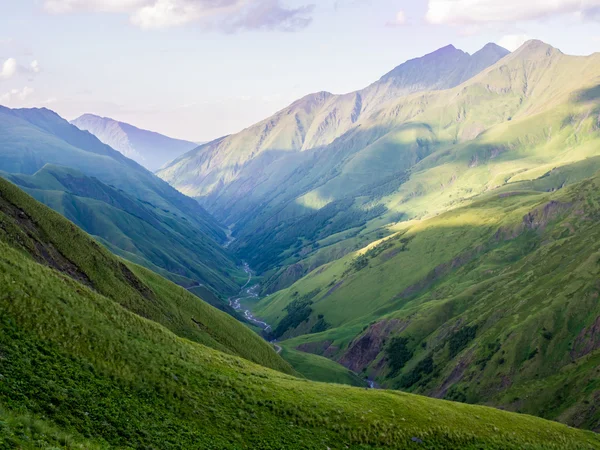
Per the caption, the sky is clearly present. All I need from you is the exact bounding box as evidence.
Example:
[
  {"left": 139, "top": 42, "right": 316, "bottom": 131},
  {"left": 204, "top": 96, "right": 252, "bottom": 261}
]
[{"left": 1, "top": 0, "right": 600, "bottom": 142}]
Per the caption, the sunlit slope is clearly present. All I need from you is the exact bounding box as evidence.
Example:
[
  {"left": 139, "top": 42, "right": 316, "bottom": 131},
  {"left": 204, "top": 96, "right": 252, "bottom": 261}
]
[
  {"left": 159, "top": 41, "right": 600, "bottom": 288},
  {"left": 0, "top": 177, "right": 290, "bottom": 373},
  {"left": 254, "top": 169, "right": 600, "bottom": 430},
  {"left": 0, "top": 183, "right": 598, "bottom": 449},
  {"left": 0, "top": 106, "right": 243, "bottom": 294},
  {"left": 158, "top": 43, "right": 507, "bottom": 210},
  {"left": 240, "top": 40, "right": 600, "bottom": 284}
]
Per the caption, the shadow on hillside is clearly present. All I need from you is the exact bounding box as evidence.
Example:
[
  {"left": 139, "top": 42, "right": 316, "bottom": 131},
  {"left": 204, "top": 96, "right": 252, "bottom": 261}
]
[{"left": 573, "top": 84, "right": 600, "bottom": 103}]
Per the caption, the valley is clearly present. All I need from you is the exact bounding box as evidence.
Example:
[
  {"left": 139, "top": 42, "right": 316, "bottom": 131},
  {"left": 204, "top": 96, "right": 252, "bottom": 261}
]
[
  {"left": 156, "top": 39, "right": 600, "bottom": 433},
  {"left": 2, "top": 26, "right": 600, "bottom": 449}
]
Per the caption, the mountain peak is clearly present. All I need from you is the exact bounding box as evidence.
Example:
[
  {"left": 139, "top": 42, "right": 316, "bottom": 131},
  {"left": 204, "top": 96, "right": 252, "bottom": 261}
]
[
  {"left": 476, "top": 42, "right": 510, "bottom": 55},
  {"left": 514, "top": 39, "right": 562, "bottom": 57}
]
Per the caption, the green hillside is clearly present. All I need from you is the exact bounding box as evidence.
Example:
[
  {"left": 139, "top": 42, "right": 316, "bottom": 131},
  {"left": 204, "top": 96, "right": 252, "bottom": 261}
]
[
  {"left": 253, "top": 168, "right": 600, "bottom": 430},
  {"left": 155, "top": 39, "right": 600, "bottom": 432},
  {"left": 0, "top": 177, "right": 290, "bottom": 373},
  {"left": 0, "top": 106, "right": 244, "bottom": 294},
  {"left": 0, "top": 178, "right": 598, "bottom": 449},
  {"left": 159, "top": 41, "right": 600, "bottom": 295}
]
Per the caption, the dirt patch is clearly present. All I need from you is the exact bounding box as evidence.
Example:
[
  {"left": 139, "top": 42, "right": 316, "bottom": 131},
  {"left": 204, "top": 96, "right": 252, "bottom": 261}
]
[
  {"left": 323, "top": 280, "right": 344, "bottom": 298},
  {"left": 495, "top": 201, "right": 572, "bottom": 240},
  {"left": 571, "top": 315, "right": 600, "bottom": 359},
  {"left": 338, "top": 319, "right": 408, "bottom": 372},
  {"left": 431, "top": 349, "right": 474, "bottom": 399},
  {"left": 119, "top": 262, "right": 156, "bottom": 303},
  {"left": 0, "top": 195, "right": 92, "bottom": 288}
]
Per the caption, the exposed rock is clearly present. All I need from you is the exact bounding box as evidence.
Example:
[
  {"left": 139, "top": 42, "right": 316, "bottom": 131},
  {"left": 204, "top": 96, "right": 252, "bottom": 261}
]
[
  {"left": 571, "top": 315, "right": 600, "bottom": 359},
  {"left": 339, "top": 319, "right": 408, "bottom": 372}
]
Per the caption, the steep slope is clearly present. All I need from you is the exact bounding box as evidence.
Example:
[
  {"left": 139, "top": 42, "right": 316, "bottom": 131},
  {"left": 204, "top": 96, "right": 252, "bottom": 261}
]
[
  {"left": 0, "top": 179, "right": 597, "bottom": 449},
  {"left": 253, "top": 167, "right": 600, "bottom": 430},
  {"left": 0, "top": 106, "right": 243, "bottom": 294},
  {"left": 71, "top": 113, "right": 198, "bottom": 171},
  {"left": 158, "top": 43, "right": 508, "bottom": 207},
  {"left": 0, "top": 176, "right": 290, "bottom": 373},
  {"left": 163, "top": 41, "right": 600, "bottom": 285}
]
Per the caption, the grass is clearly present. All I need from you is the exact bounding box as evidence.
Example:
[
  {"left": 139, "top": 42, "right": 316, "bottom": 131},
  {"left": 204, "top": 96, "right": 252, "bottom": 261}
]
[
  {"left": 0, "top": 106, "right": 244, "bottom": 295},
  {"left": 253, "top": 170, "right": 600, "bottom": 430},
  {"left": 278, "top": 343, "right": 367, "bottom": 387},
  {"left": 0, "top": 176, "right": 291, "bottom": 374},
  {"left": 0, "top": 175, "right": 599, "bottom": 448}
]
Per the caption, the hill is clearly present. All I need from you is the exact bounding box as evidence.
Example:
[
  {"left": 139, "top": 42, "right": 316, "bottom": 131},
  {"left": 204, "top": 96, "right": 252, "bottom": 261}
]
[
  {"left": 156, "top": 40, "right": 600, "bottom": 430},
  {"left": 252, "top": 167, "right": 600, "bottom": 430},
  {"left": 0, "top": 177, "right": 597, "bottom": 449},
  {"left": 71, "top": 114, "right": 198, "bottom": 171},
  {"left": 0, "top": 106, "right": 244, "bottom": 294}
]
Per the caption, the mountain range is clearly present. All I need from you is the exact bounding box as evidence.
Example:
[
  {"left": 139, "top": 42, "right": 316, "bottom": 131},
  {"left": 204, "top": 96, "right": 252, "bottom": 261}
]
[
  {"left": 0, "top": 174, "right": 596, "bottom": 449},
  {"left": 0, "top": 106, "right": 243, "bottom": 296},
  {"left": 2, "top": 37, "right": 600, "bottom": 448},
  {"left": 71, "top": 113, "right": 198, "bottom": 171},
  {"left": 156, "top": 40, "right": 600, "bottom": 431}
]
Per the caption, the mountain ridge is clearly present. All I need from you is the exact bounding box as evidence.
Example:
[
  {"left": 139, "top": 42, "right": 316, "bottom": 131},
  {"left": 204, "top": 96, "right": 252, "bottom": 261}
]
[{"left": 71, "top": 113, "right": 198, "bottom": 171}]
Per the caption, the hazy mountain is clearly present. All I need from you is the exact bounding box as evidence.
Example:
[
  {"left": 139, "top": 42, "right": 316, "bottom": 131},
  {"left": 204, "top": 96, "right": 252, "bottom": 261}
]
[
  {"left": 0, "top": 106, "right": 243, "bottom": 294},
  {"left": 157, "top": 43, "right": 509, "bottom": 203},
  {"left": 71, "top": 113, "right": 198, "bottom": 171}
]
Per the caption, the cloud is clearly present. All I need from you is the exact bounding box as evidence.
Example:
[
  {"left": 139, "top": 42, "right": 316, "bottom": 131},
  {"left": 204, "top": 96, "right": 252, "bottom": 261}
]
[
  {"left": 30, "top": 60, "right": 41, "bottom": 74},
  {"left": 498, "top": 33, "right": 532, "bottom": 51},
  {"left": 0, "top": 58, "right": 17, "bottom": 80},
  {"left": 44, "top": 0, "right": 315, "bottom": 31},
  {"left": 0, "top": 58, "right": 42, "bottom": 80},
  {"left": 0, "top": 86, "right": 35, "bottom": 106},
  {"left": 386, "top": 10, "right": 406, "bottom": 27},
  {"left": 426, "top": 0, "right": 600, "bottom": 25}
]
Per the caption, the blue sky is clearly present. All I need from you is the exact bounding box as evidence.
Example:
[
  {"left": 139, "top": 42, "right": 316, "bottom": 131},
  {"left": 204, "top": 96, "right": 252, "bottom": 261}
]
[{"left": 1, "top": 0, "right": 600, "bottom": 141}]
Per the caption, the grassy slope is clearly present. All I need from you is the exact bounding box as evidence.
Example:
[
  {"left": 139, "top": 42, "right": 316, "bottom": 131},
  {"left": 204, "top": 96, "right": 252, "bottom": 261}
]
[
  {"left": 0, "top": 185, "right": 598, "bottom": 449},
  {"left": 0, "top": 106, "right": 244, "bottom": 295},
  {"left": 1, "top": 165, "right": 243, "bottom": 293},
  {"left": 0, "top": 177, "right": 291, "bottom": 374},
  {"left": 193, "top": 41, "right": 600, "bottom": 291},
  {"left": 278, "top": 342, "right": 367, "bottom": 387},
  {"left": 253, "top": 169, "right": 600, "bottom": 430}
]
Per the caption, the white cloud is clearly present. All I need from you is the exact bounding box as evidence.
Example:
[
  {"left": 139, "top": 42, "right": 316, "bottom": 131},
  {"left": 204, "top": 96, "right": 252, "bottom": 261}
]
[
  {"left": 426, "top": 0, "right": 600, "bottom": 25},
  {"left": 386, "top": 10, "right": 406, "bottom": 27},
  {"left": 0, "top": 86, "right": 35, "bottom": 106},
  {"left": 44, "top": 0, "right": 315, "bottom": 31},
  {"left": 0, "top": 58, "right": 17, "bottom": 80},
  {"left": 30, "top": 60, "right": 41, "bottom": 74},
  {"left": 498, "top": 33, "right": 532, "bottom": 51}
]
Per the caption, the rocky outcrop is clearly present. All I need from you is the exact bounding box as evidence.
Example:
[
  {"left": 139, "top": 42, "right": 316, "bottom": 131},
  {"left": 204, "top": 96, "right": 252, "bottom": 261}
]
[
  {"left": 571, "top": 315, "right": 600, "bottom": 359},
  {"left": 339, "top": 319, "right": 408, "bottom": 372}
]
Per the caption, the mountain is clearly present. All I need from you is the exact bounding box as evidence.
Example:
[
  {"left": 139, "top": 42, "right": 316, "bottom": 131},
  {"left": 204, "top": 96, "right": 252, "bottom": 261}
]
[
  {"left": 159, "top": 40, "right": 600, "bottom": 430},
  {"left": 71, "top": 114, "right": 198, "bottom": 171},
  {"left": 157, "top": 42, "right": 508, "bottom": 208},
  {"left": 254, "top": 169, "right": 600, "bottom": 430},
  {"left": 157, "top": 43, "right": 510, "bottom": 275},
  {"left": 0, "top": 106, "right": 243, "bottom": 295},
  {"left": 0, "top": 176, "right": 597, "bottom": 449}
]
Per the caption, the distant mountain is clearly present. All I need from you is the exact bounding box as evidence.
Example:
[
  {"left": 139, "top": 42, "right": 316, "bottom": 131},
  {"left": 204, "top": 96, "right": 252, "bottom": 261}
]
[
  {"left": 0, "top": 106, "right": 243, "bottom": 294},
  {"left": 157, "top": 43, "right": 509, "bottom": 207},
  {"left": 71, "top": 114, "right": 198, "bottom": 171}
]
